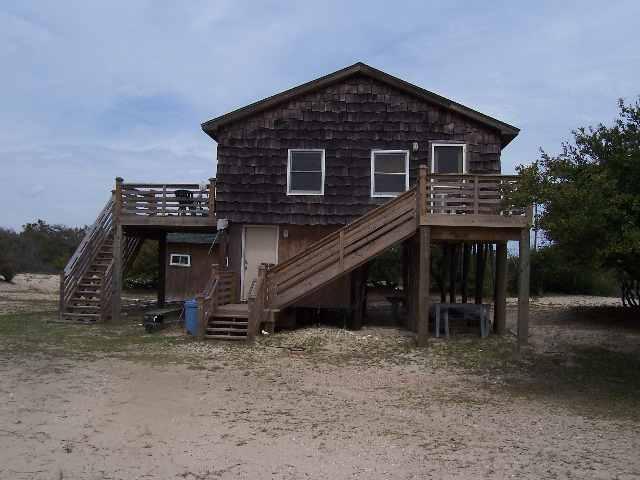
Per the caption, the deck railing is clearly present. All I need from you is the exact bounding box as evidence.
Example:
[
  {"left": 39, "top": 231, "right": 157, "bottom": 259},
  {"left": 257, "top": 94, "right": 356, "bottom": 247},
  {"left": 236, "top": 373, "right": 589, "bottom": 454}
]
[
  {"left": 416, "top": 168, "right": 529, "bottom": 223},
  {"left": 116, "top": 178, "right": 216, "bottom": 218}
]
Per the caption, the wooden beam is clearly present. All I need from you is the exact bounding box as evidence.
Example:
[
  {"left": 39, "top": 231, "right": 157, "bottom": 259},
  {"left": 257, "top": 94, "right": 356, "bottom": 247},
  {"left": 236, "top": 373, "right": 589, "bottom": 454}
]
[
  {"left": 158, "top": 233, "right": 167, "bottom": 307},
  {"left": 119, "top": 215, "right": 216, "bottom": 228},
  {"left": 518, "top": 228, "right": 530, "bottom": 345},
  {"left": 423, "top": 214, "right": 529, "bottom": 229},
  {"left": 474, "top": 243, "right": 485, "bottom": 304},
  {"left": 417, "top": 226, "right": 431, "bottom": 347},
  {"left": 494, "top": 241, "right": 507, "bottom": 335},
  {"left": 430, "top": 226, "right": 522, "bottom": 242}
]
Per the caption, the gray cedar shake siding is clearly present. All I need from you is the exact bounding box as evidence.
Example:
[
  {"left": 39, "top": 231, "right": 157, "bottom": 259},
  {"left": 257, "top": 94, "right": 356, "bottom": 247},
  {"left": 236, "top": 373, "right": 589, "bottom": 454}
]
[{"left": 204, "top": 64, "right": 518, "bottom": 226}]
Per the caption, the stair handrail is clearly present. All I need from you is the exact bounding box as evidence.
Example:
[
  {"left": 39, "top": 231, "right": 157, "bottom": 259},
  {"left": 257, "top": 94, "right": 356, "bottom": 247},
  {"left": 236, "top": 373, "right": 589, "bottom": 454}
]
[
  {"left": 60, "top": 197, "right": 114, "bottom": 312},
  {"left": 267, "top": 186, "right": 418, "bottom": 278},
  {"left": 253, "top": 186, "right": 418, "bottom": 316},
  {"left": 64, "top": 197, "right": 113, "bottom": 276},
  {"left": 248, "top": 264, "right": 270, "bottom": 339},
  {"left": 196, "top": 264, "right": 221, "bottom": 338}
]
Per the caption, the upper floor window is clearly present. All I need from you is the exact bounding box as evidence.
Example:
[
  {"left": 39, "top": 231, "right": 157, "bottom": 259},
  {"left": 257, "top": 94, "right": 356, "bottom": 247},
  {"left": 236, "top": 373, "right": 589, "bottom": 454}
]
[
  {"left": 431, "top": 143, "right": 467, "bottom": 174},
  {"left": 287, "top": 149, "right": 325, "bottom": 195},
  {"left": 371, "top": 150, "right": 409, "bottom": 197}
]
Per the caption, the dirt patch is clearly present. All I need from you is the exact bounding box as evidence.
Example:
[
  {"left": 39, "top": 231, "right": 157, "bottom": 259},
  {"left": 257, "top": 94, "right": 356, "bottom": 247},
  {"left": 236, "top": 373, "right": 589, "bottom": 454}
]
[
  {"left": 0, "top": 273, "right": 59, "bottom": 314},
  {"left": 0, "top": 283, "right": 639, "bottom": 479}
]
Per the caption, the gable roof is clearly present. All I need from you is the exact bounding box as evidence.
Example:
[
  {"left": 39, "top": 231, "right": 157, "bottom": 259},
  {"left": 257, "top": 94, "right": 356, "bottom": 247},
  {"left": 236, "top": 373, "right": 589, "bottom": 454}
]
[{"left": 201, "top": 62, "right": 519, "bottom": 147}]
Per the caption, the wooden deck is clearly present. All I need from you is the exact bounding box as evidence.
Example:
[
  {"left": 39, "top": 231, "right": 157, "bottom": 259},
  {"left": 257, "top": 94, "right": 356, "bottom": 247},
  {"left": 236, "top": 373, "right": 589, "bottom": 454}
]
[{"left": 117, "top": 179, "right": 217, "bottom": 227}]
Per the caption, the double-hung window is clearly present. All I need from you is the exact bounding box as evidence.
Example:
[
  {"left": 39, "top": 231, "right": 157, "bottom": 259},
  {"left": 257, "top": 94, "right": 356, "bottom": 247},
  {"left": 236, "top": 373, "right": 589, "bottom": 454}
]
[
  {"left": 371, "top": 150, "right": 409, "bottom": 197},
  {"left": 287, "top": 149, "right": 325, "bottom": 195}
]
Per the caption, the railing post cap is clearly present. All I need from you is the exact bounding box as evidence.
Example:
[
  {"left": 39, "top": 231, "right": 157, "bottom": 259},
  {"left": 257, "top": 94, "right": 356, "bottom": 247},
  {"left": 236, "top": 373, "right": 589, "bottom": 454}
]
[
  {"left": 209, "top": 177, "right": 216, "bottom": 182},
  {"left": 115, "top": 177, "right": 124, "bottom": 183}
]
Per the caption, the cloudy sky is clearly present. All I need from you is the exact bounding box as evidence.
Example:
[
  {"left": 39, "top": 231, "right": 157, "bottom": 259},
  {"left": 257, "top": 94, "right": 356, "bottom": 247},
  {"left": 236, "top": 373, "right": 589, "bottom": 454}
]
[{"left": 2, "top": 0, "right": 639, "bottom": 229}]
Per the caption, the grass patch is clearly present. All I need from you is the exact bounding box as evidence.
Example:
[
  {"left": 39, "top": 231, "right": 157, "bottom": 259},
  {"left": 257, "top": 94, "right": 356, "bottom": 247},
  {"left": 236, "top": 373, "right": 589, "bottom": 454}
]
[{"left": 0, "top": 311, "right": 200, "bottom": 364}]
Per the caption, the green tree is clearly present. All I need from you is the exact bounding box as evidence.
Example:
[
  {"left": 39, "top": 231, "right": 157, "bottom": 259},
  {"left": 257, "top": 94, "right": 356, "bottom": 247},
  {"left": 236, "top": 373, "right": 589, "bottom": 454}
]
[{"left": 512, "top": 98, "right": 640, "bottom": 306}]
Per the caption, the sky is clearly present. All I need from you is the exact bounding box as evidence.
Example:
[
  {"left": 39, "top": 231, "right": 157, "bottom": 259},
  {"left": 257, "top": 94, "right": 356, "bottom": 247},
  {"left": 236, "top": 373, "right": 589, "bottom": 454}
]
[{"left": 1, "top": 0, "right": 639, "bottom": 229}]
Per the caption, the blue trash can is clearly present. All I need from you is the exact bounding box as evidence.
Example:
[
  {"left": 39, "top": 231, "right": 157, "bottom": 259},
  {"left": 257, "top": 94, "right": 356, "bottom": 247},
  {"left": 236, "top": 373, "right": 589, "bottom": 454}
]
[{"left": 184, "top": 299, "right": 199, "bottom": 335}]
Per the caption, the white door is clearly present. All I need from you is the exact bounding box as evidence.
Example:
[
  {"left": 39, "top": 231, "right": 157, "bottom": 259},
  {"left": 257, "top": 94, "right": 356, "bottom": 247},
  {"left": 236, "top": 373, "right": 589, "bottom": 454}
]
[{"left": 242, "top": 226, "right": 278, "bottom": 300}]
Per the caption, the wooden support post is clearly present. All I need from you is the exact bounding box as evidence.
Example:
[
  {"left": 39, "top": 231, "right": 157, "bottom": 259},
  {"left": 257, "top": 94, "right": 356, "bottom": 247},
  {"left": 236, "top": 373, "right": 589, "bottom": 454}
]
[
  {"left": 406, "top": 237, "right": 417, "bottom": 332},
  {"left": 449, "top": 243, "right": 458, "bottom": 303},
  {"left": 417, "top": 164, "right": 428, "bottom": 225},
  {"left": 417, "top": 226, "right": 431, "bottom": 347},
  {"left": 111, "top": 177, "right": 123, "bottom": 322},
  {"left": 461, "top": 242, "right": 470, "bottom": 303},
  {"left": 158, "top": 232, "right": 167, "bottom": 307},
  {"left": 339, "top": 231, "right": 345, "bottom": 271},
  {"left": 518, "top": 228, "right": 531, "bottom": 345},
  {"left": 441, "top": 244, "right": 449, "bottom": 303},
  {"left": 475, "top": 242, "right": 486, "bottom": 305},
  {"left": 350, "top": 264, "right": 367, "bottom": 330},
  {"left": 494, "top": 241, "right": 507, "bottom": 335},
  {"left": 401, "top": 241, "right": 410, "bottom": 328},
  {"left": 196, "top": 294, "right": 205, "bottom": 338},
  {"left": 208, "top": 177, "right": 216, "bottom": 215}
]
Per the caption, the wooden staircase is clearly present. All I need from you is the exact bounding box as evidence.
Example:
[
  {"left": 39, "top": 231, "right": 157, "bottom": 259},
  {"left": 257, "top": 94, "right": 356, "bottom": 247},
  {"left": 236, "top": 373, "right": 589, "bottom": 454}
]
[
  {"left": 196, "top": 267, "right": 248, "bottom": 340},
  {"left": 206, "top": 304, "right": 249, "bottom": 340},
  {"left": 248, "top": 186, "right": 419, "bottom": 335},
  {"left": 59, "top": 197, "right": 141, "bottom": 323}
]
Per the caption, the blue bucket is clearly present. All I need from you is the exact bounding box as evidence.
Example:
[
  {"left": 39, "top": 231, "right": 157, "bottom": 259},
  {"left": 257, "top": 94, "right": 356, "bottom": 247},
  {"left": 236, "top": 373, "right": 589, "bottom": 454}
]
[{"left": 184, "top": 299, "right": 199, "bottom": 335}]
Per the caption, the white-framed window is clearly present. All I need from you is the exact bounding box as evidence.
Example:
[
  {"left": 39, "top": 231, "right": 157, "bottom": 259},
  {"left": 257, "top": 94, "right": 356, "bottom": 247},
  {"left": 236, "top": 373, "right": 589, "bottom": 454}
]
[
  {"left": 287, "top": 149, "right": 325, "bottom": 195},
  {"left": 431, "top": 143, "right": 467, "bottom": 174},
  {"left": 370, "top": 150, "right": 409, "bottom": 197},
  {"left": 169, "top": 254, "right": 191, "bottom": 267}
]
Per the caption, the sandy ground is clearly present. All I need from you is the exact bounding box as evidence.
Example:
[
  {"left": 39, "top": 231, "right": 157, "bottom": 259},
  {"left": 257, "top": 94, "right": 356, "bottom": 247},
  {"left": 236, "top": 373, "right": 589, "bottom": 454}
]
[
  {"left": 0, "top": 273, "right": 156, "bottom": 315},
  {"left": 1, "top": 275, "right": 639, "bottom": 479}
]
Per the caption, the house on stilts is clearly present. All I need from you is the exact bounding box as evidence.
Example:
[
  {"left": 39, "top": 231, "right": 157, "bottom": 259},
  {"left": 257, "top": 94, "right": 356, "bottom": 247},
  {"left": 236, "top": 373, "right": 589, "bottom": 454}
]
[{"left": 59, "top": 62, "right": 531, "bottom": 345}]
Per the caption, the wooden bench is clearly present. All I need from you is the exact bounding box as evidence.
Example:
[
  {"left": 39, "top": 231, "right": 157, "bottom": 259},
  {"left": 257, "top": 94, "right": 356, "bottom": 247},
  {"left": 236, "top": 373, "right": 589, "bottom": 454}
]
[{"left": 431, "top": 303, "right": 491, "bottom": 338}]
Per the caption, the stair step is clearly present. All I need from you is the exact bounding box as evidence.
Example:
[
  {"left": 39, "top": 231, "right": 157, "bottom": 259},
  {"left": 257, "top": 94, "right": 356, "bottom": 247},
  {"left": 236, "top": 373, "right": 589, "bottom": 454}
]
[
  {"left": 211, "top": 311, "right": 249, "bottom": 319},
  {"left": 69, "top": 298, "right": 101, "bottom": 304},
  {"left": 206, "top": 327, "right": 248, "bottom": 334},
  {"left": 209, "top": 320, "right": 248, "bottom": 326},
  {"left": 61, "top": 313, "right": 99, "bottom": 319},
  {"left": 205, "top": 334, "right": 247, "bottom": 341},
  {"left": 66, "top": 305, "right": 100, "bottom": 311}
]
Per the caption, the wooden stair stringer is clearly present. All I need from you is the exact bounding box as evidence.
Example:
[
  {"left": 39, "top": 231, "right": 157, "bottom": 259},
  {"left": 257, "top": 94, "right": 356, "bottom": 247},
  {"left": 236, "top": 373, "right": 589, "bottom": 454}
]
[{"left": 263, "top": 187, "right": 418, "bottom": 312}]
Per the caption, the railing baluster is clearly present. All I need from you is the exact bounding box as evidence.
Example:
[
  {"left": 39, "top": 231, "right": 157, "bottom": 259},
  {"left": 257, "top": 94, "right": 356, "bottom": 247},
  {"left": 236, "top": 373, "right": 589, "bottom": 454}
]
[
  {"left": 473, "top": 176, "right": 479, "bottom": 214},
  {"left": 162, "top": 185, "right": 167, "bottom": 216}
]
